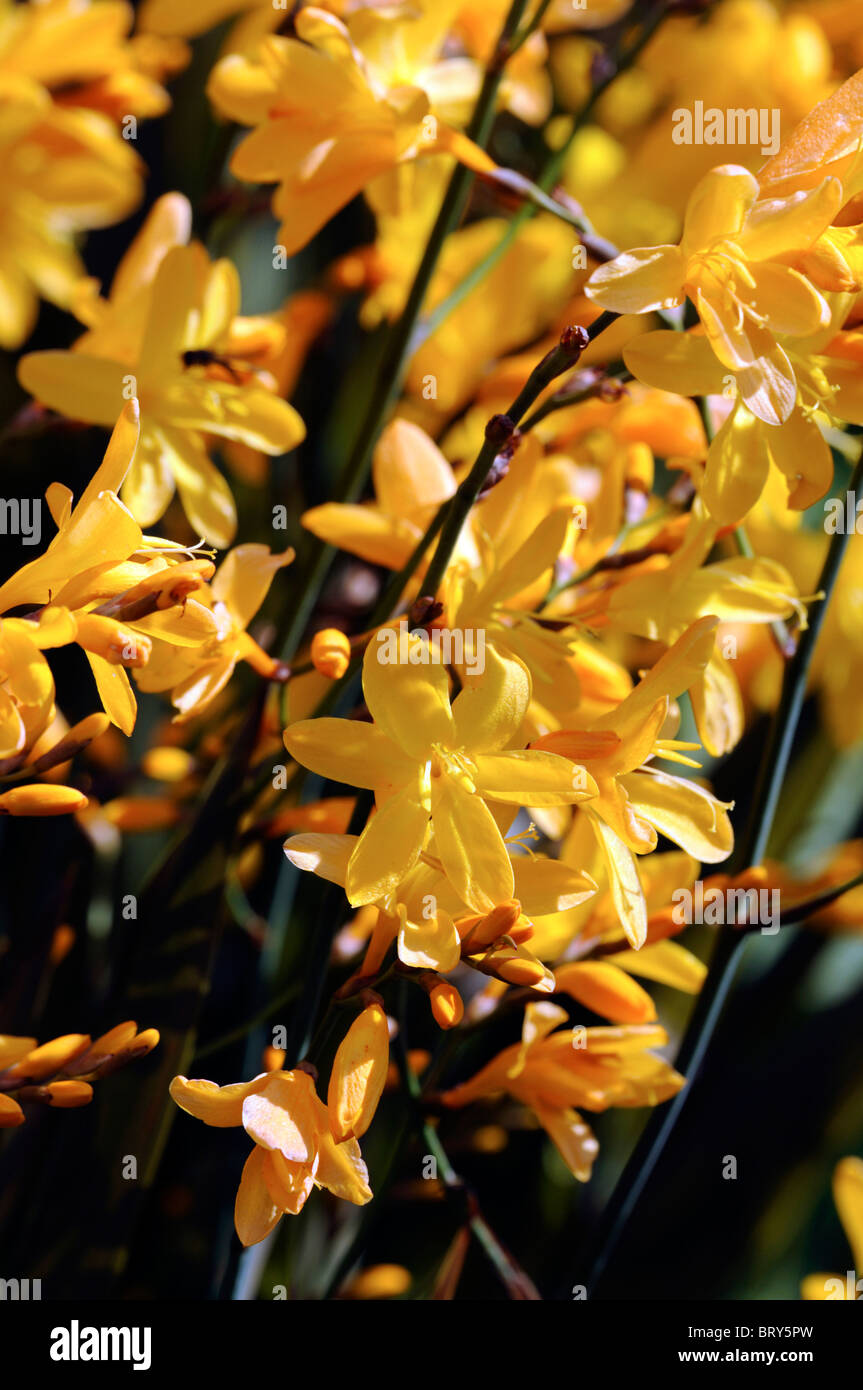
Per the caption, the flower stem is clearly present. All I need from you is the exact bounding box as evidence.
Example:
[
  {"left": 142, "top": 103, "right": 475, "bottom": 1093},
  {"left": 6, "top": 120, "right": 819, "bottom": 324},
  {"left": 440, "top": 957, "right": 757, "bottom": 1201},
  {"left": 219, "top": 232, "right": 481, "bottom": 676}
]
[
  {"left": 420, "top": 313, "right": 618, "bottom": 602},
  {"left": 396, "top": 987, "right": 542, "bottom": 1299},
  {"left": 580, "top": 449, "right": 863, "bottom": 1295}
]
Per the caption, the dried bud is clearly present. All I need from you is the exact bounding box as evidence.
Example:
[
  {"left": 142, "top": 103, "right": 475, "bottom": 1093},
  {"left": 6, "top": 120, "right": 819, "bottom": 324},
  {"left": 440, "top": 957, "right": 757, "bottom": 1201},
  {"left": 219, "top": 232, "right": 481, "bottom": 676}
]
[
  {"left": 484, "top": 413, "right": 515, "bottom": 448},
  {"left": 408, "top": 595, "right": 444, "bottom": 629},
  {"left": 598, "top": 378, "right": 627, "bottom": 402},
  {"left": 560, "top": 324, "right": 590, "bottom": 359}
]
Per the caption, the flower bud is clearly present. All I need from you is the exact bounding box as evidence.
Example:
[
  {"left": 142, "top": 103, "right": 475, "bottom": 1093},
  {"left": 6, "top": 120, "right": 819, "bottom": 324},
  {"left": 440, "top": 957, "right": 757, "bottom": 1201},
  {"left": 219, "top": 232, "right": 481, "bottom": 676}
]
[
  {"left": 428, "top": 979, "right": 463, "bottom": 1029},
  {"left": 311, "top": 627, "right": 351, "bottom": 680},
  {"left": 75, "top": 613, "right": 151, "bottom": 667},
  {"left": 0, "top": 784, "right": 88, "bottom": 816}
]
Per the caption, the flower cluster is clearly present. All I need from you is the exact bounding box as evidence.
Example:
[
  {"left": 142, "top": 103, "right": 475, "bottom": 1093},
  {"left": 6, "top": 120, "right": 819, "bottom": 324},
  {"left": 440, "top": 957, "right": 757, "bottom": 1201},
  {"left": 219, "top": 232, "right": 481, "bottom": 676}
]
[{"left": 1, "top": 0, "right": 862, "bottom": 1303}]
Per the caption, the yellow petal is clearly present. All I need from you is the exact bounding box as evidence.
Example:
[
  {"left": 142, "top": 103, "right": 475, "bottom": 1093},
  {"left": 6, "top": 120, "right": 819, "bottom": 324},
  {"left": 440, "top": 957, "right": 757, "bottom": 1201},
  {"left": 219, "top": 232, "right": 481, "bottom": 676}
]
[
  {"left": 169, "top": 1073, "right": 271, "bottom": 1127},
  {"left": 235, "top": 1145, "right": 282, "bottom": 1246},
  {"left": 585, "top": 246, "right": 684, "bottom": 313},
  {"left": 362, "top": 629, "right": 454, "bottom": 759},
  {"left": 451, "top": 646, "right": 530, "bottom": 753},
  {"left": 511, "top": 855, "right": 596, "bottom": 914},
  {"left": 284, "top": 832, "right": 356, "bottom": 887},
  {"left": 212, "top": 544, "right": 294, "bottom": 630},
  {"left": 241, "top": 1071, "right": 320, "bottom": 1161},
  {"left": 622, "top": 768, "right": 734, "bottom": 864},
  {"left": 703, "top": 405, "right": 771, "bottom": 525},
  {"left": 431, "top": 773, "right": 514, "bottom": 912},
  {"left": 372, "top": 419, "right": 456, "bottom": 523},
  {"left": 472, "top": 750, "right": 597, "bottom": 806},
  {"left": 532, "top": 1102, "right": 598, "bottom": 1182},
  {"left": 285, "top": 718, "right": 412, "bottom": 792},
  {"left": 605, "top": 939, "right": 707, "bottom": 994},
  {"left": 346, "top": 778, "right": 429, "bottom": 906},
  {"left": 315, "top": 1130, "right": 373, "bottom": 1205},
  {"left": 85, "top": 652, "right": 136, "bottom": 735},
  {"left": 587, "top": 811, "right": 647, "bottom": 950},
  {"left": 397, "top": 904, "right": 461, "bottom": 972},
  {"left": 18, "top": 351, "right": 127, "bottom": 426},
  {"left": 682, "top": 165, "right": 758, "bottom": 251},
  {"left": 623, "top": 331, "right": 726, "bottom": 397},
  {"left": 328, "top": 1002, "right": 390, "bottom": 1142},
  {"left": 834, "top": 1156, "right": 863, "bottom": 1273}
]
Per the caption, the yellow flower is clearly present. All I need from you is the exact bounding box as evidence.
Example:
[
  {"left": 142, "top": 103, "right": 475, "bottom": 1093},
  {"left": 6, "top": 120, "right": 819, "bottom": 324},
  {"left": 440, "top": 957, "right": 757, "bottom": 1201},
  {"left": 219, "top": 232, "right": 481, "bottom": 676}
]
[
  {"left": 0, "top": 0, "right": 182, "bottom": 120},
  {"left": 622, "top": 327, "right": 844, "bottom": 523},
  {"left": 586, "top": 164, "right": 838, "bottom": 426},
  {"left": 205, "top": 4, "right": 495, "bottom": 257},
  {"left": 802, "top": 1157, "right": 863, "bottom": 1300},
  {"left": 285, "top": 637, "right": 597, "bottom": 912},
  {"left": 441, "top": 999, "right": 684, "bottom": 1183},
  {"left": 570, "top": 505, "right": 807, "bottom": 755},
  {"left": 170, "top": 1004, "right": 388, "bottom": 1242},
  {"left": 302, "top": 417, "right": 463, "bottom": 572},
  {"left": 18, "top": 194, "right": 305, "bottom": 546},
  {"left": 531, "top": 619, "right": 734, "bottom": 948},
  {"left": 284, "top": 827, "right": 594, "bottom": 984},
  {"left": 134, "top": 543, "right": 293, "bottom": 719},
  {"left": 0, "top": 402, "right": 233, "bottom": 737},
  {"left": 0, "top": 79, "right": 140, "bottom": 347}
]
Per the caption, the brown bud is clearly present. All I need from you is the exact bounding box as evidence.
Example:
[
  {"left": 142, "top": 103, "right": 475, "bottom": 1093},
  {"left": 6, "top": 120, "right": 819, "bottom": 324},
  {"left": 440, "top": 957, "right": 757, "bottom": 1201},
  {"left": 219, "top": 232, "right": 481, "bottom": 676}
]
[
  {"left": 484, "top": 413, "right": 515, "bottom": 448},
  {"left": 560, "top": 325, "right": 590, "bottom": 358},
  {"left": 408, "top": 595, "right": 444, "bottom": 629}
]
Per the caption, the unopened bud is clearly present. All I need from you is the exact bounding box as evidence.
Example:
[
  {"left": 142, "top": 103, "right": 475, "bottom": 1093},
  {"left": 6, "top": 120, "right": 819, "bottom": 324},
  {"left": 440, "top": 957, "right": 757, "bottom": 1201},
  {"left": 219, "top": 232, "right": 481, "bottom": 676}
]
[
  {"left": 0, "top": 784, "right": 88, "bottom": 816},
  {"left": 560, "top": 324, "right": 590, "bottom": 359},
  {"left": 429, "top": 980, "right": 464, "bottom": 1029},
  {"left": 75, "top": 613, "right": 151, "bottom": 667},
  {"left": 484, "top": 413, "right": 515, "bottom": 448},
  {"left": 408, "top": 595, "right": 444, "bottom": 630},
  {"left": 31, "top": 713, "right": 110, "bottom": 774},
  {"left": 311, "top": 627, "right": 351, "bottom": 679}
]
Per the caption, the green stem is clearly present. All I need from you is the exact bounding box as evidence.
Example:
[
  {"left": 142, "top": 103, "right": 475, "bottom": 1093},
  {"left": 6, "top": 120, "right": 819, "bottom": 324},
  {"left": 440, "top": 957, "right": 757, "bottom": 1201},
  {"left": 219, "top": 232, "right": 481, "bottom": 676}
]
[
  {"left": 411, "top": 0, "right": 675, "bottom": 348},
  {"left": 581, "top": 449, "right": 863, "bottom": 1295},
  {"left": 396, "top": 987, "right": 542, "bottom": 1299}
]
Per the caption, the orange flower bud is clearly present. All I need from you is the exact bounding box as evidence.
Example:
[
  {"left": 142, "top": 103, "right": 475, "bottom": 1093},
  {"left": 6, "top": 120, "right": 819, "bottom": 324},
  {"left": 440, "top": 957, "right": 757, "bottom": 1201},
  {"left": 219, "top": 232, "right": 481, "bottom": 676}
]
[
  {"left": 459, "top": 901, "right": 522, "bottom": 952},
  {"left": 99, "top": 796, "right": 181, "bottom": 831},
  {"left": 0, "top": 1095, "right": 25, "bottom": 1128},
  {"left": 311, "top": 627, "right": 351, "bottom": 680},
  {"left": 429, "top": 980, "right": 463, "bottom": 1029},
  {"left": 0, "top": 784, "right": 89, "bottom": 816},
  {"left": 554, "top": 961, "right": 656, "bottom": 1024},
  {"left": 262, "top": 1046, "right": 286, "bottom": 1072},
  {"left": 343, "top": 1264, "right": 411, "bottom": 1299},
  {"left": 43, "top": 1080, "right": 94, "bottom": 1108},
  {"left": 141, "top": 747, "right": 196, "bottom": 782},
  {"left": 75, "top": 613, "right": 152, "bottom": 667},
  {"left": 31, "top": 713, "right": 111, "bottom": 774},
  {"left": 3, "top": 1033, "right": 90, "bottom": 1081}
]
